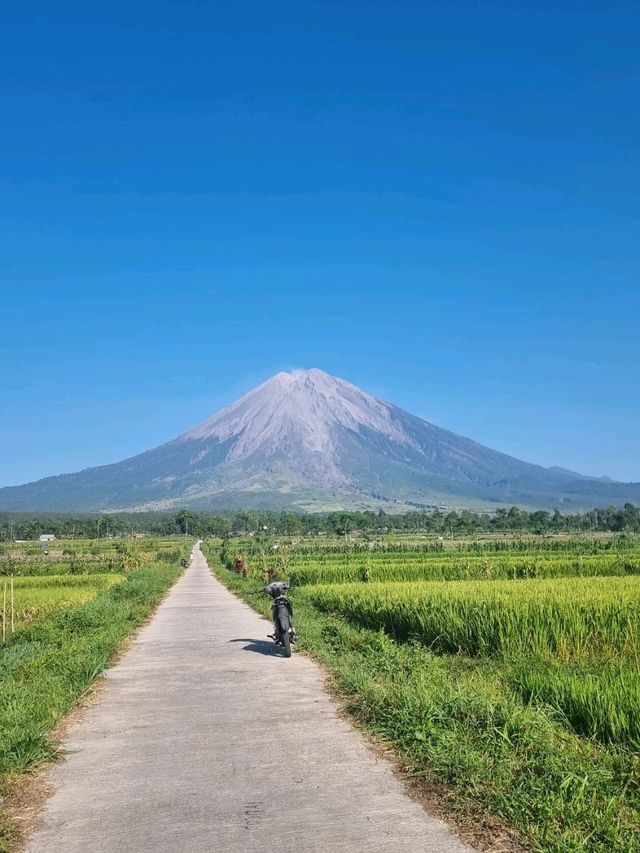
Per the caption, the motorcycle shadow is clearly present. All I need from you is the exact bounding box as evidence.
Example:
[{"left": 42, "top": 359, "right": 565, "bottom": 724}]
[{"left": 229, "top": 638, "right": 282, "bottom": 656}]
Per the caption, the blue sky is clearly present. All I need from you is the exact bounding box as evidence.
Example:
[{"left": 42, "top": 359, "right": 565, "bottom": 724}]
[{"left": 1, "top": 1, "right": 639, "bottom": 487}]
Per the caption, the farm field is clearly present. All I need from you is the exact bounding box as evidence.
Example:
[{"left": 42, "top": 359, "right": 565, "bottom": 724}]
[
  {"left": 0, "top": 536, "right": 191, "bottom": 852},
  {"left": 228, "top": 533, "right": 640, "bottom": 584},
  {"left": 206, "top": 536, "right": 640, "bottom": 852},
  {"left": 2, "top": 574, "right": 125, "bottom": 637},
  {"left": 0, "top": 536, "right": 186, "bottom": 576}
]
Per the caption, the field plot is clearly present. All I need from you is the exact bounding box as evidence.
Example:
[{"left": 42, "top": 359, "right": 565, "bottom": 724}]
[
  {"left": 228, "top": 534, "right": 640, "bottom": 585},
  {"left": 0, "top": 536, "right": 185, "bottom": 578},
  {"left": 0, "top": 536, "right": 190, "bottom": 851},
  {"left": 208, "top": 536, "right": 640, "bottom": 852},
  {"left": 303, "top": 577, "right": 640, "bottom": 749},
  {"left": 303, "top": 576, "right": 639, "bottom": 659},
  {"left": 285, "top": 549, "right": 640, "bottom": 584},
  {"left": 2, "top": 575, "right": 125, "bottom": 636}
]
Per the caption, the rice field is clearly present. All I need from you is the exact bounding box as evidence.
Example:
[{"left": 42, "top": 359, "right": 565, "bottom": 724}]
[
  {"left": 301, "top": 576, "right": 640, "bottom": 749},
  {"left": 220, "top": 538, "right": 640, "bottom": 751},
  {"left": 1, "top": 574, "right": 125, "bottom": 637},
  {"left": 0, "top": 536, "right": 187, "bottom": 577},
  {"left": 208, "top": 536, "right": 640, "bottom": 849},
  {"left": 285, "top": 551, "right": 640, "bottom": 583},
  {"left": 301, "top": 576, "right": 640, "bottom": 661},
  {"left": 231, "top": 536, "right": 640, "bottom": 585}
]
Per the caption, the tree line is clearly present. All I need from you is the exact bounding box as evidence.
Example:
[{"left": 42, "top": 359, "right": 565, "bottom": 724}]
[{"left": 1, "top": 503, "right": 639, "bottom": 541}]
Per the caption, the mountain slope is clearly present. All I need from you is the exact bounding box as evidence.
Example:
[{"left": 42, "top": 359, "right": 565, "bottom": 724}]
[{"left": 0, "top": 369, "right": 638, "bottom": 512}]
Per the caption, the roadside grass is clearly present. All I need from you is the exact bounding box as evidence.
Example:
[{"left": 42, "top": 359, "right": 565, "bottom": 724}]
[
  {"left": 205, "top": 552, "right": 640, "bottom": 853},
  {"left": 0, "top": 561, "right": 183, "bottom": 852}
]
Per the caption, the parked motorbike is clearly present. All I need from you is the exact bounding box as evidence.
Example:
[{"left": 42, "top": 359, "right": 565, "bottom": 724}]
[{"left": 264, "top": 581, "right": 297, "bottom": 657}]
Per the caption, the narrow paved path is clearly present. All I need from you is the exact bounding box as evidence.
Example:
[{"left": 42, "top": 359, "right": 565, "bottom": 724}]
[{"left": 28, "top": 545, "right": 472, "bottom": 853}]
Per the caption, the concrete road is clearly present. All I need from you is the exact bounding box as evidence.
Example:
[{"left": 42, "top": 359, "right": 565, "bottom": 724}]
[{"left": 27, "top": 544, "right": 472, "bottom": 853}]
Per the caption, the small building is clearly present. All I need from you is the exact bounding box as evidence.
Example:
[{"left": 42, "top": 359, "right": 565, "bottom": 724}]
[{"left": 39, "top": 534, "right": 56, "bottom": 542}]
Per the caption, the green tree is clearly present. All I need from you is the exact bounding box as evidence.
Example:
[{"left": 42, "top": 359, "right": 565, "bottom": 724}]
[{"left": 175, "top": 510, "right": 195, "bottom": 535}]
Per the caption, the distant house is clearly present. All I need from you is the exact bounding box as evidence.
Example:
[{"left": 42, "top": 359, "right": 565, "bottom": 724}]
[{"left": 39, "top": 534, "right": 56, "bottom": 542}]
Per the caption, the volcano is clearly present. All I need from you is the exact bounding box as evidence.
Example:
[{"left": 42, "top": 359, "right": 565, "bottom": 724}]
[{"left": 1, "top": 369, "right": 638, "bottom": 512}]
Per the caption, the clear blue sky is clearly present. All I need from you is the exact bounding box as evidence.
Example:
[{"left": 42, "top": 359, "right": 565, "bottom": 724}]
[{"left": 1, "top": 1, "right": 639, "bottom": 488}]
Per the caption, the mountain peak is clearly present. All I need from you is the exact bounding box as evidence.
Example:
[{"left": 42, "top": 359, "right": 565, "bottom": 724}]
[
  {"left": 270, "top": 367, "right": 347, "bottom": 390},
  {"left": 1, "top": 369, "right": 638, "bottom": 513},
  {"left": 180, "top": 369, "right": 408, "bottom": 472}
]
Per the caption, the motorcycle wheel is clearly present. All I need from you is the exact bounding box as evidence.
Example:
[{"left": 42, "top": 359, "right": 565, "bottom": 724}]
[{"left": 282, "top": 630, "right": 292, "bottom": 657}]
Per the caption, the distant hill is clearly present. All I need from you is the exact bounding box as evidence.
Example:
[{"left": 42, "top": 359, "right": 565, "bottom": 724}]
[{"left": 1, "top": 369, "right": 638, "bottom": 512}]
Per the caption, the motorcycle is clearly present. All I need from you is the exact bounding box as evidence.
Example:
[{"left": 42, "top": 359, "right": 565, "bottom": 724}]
[{"left": 264, "top": 581, "right": 297, "bottom": 657}]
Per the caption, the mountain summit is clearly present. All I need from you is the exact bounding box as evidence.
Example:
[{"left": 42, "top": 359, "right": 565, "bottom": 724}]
[
  {"left": 1, "top": 369, "right": 638, "bottom": 512},
  {"left": 179, "top": 369, "right": 412, "bottom": 488}
]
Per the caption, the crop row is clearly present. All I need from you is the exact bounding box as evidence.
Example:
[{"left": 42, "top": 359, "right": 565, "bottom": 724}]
[
  {"left": 260, "top": 552, "right": 640, "bottom": 584},
  {"left": 1, "top": 548, "right": 183, "bottom": 578},
  {"left": 301, "top": 577, "right": 640, "bottom": 660},
  {"left": 236, "top": 535, "right": 639, "bottom": 555}
]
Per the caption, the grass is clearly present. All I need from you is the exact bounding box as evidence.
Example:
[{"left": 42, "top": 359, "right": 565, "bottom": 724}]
[
  {"left": 1, "top": 574, "right": 125, "bottom": 634},
  {"left": 510, "top": 660, "right": 640, "bottom": 748},
  {"left": 302, "top": 577, "right": 640, "bottom": 751},
  {"left": 301, "top": 577, "right": 640, "bottom": 660},
  {"left": 0, "top": 552, "right": 186, "bottom": 852},
  {"left": 204, "top": 542, "right": 640, "bottom": 852}
]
